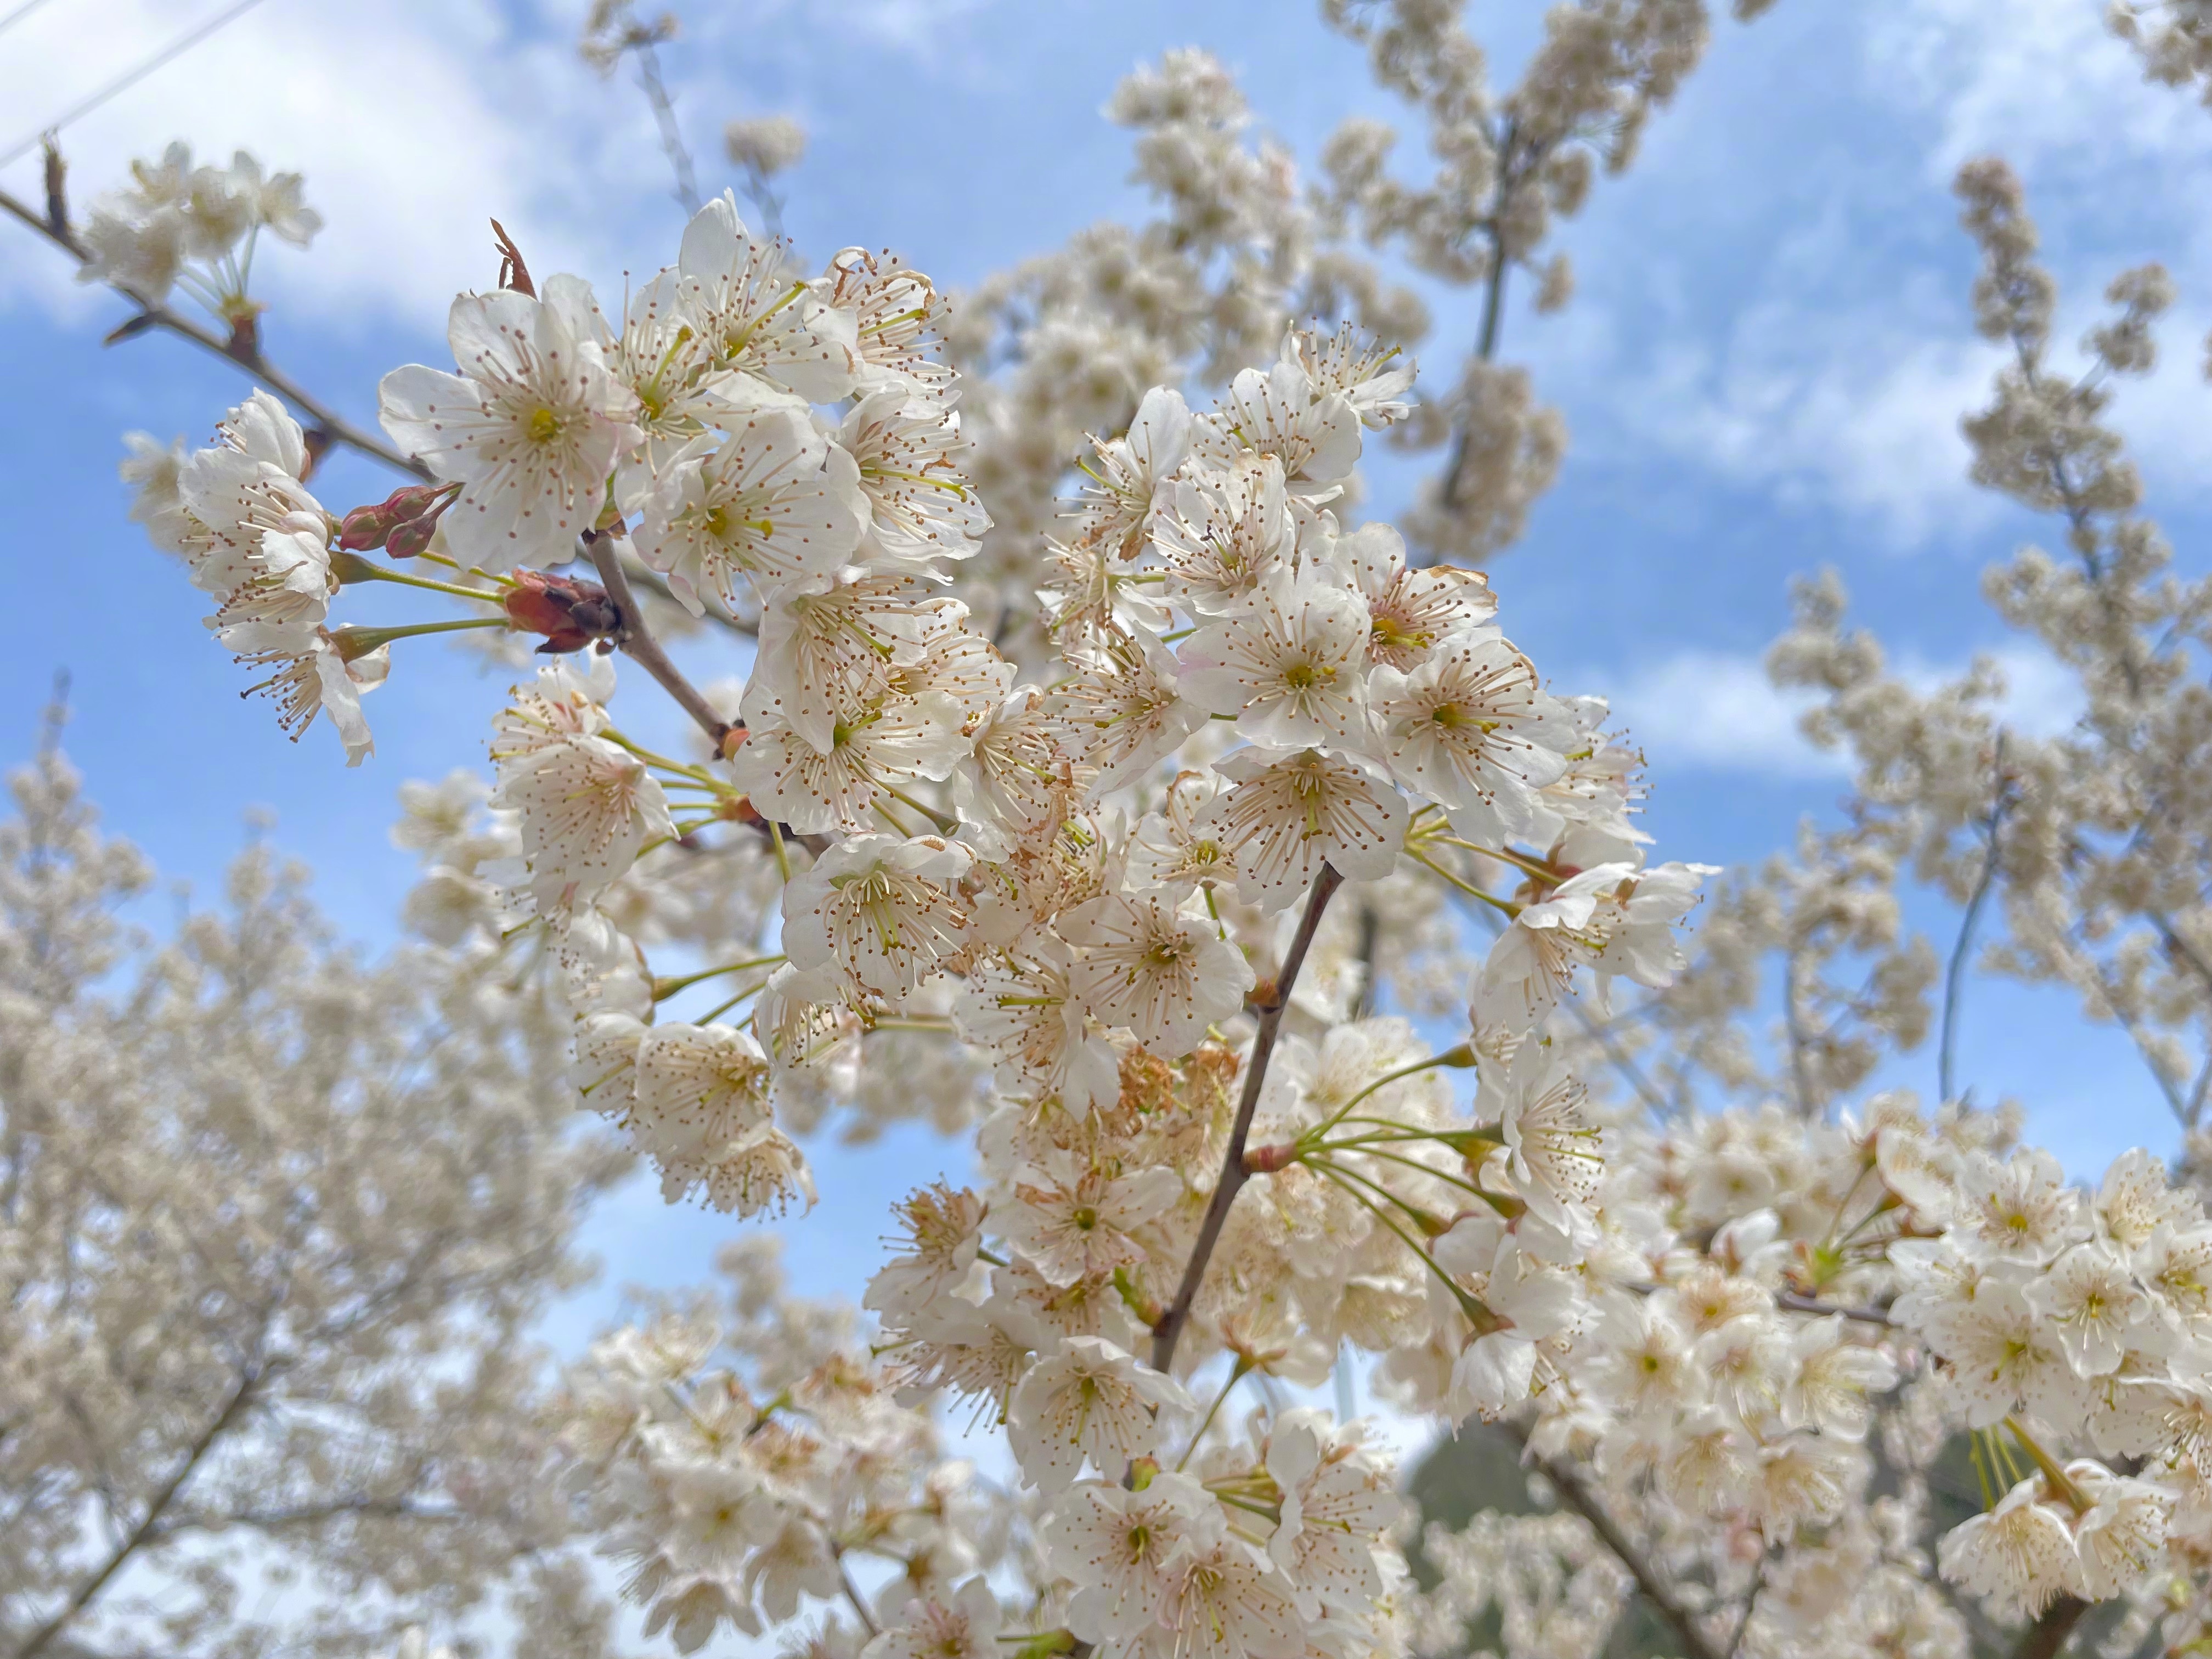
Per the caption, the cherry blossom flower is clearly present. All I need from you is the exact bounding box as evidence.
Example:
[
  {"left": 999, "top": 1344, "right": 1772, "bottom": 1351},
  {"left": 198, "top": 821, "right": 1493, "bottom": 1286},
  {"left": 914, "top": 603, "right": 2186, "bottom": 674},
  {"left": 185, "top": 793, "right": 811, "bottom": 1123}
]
[
  {"left": 1150, "top": 454, "right": 1295, "bottom": 615},
  {"left": 840, "top": 388, "right": 990, "bottom": 571},
  {"left": 1936, "top": 1476, "right": 2085, "bottom": 1621},
  {"left": 1368, "top": 634, "right": 1577, "bottom": 842},
  {"left": 953, "top": 941, "right": 1120, "bottom": 1111},
  {"left": 379, "top": 289, "right": 642, "bottom": 565},
  {"left": 627, "top": 1022, "right": 775, "bottom": 1164},
  {"left": 862, "top": 1579, "right": 1001, "bottom": 1659},
  {"left": 999, "top": 1156, "right": 1181, "bottom": 1286},
  {"left": 675, "top": 194, "right": 859, "bottom": 403},
  {"left": 1041, "top": 1472, "right": 1224, "bottom": 1644},
  {"left": 1061, "top": 891, "right": 1254, "bottom": 1055},
  {"left": 1152, "top": 1533, "right": 1305, "bottom": 1659},
  {"left": 1330, "top": 520, "right": 1494, "bottom": 671},
  {"left": 635, "top": 405, "right": 869, "bottom": 614},
  {"left": 1263, "top": 1410, "right": 1401, "bottom": 1615},
  {"left": 1073, "top": 385, "right": 1193, "bottom": 562},
  {"left": 781, "top": 834, "right": 973, "bottom": 1001},
  {"left": 1193, "top": 360, "right": 1362, "bottom": 495},
  {"left": 1478, "top": 1040, "right": 1604, "bottom": 1229},
  {"left": 1178, "top": 564, "right": 1374, "bottom": 749},
  {"left": 238, "top": 629, "right": 386, "bottom": 765},
  {"left": 1005, "top": 1336, "right": 1189, "bottom": 1491},
  {"left": 726, "top": 689, "right": 968, "bottom": 834},
  {"left": 1048, "top": 625, "right": 1210, "bottom": 795},
  {"left": 1195, "top": 747, "right": 1408, "bottom": 911}
]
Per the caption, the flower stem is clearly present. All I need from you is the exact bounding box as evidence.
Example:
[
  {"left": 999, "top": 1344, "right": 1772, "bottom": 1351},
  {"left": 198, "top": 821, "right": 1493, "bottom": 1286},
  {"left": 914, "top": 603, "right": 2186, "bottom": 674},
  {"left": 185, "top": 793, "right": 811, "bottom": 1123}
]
[
  {"left": 653, "top": 955, "right": 788, "bottom": 1001},
  {"left": 1175, "top": 1358, "right": 1252, "bottom": 1472},
  {"left": 330, "top": 616, "right": 509, "bottom": 654},
  {"left": 332, "top": 555, "right": 507, "bottom": 607}
]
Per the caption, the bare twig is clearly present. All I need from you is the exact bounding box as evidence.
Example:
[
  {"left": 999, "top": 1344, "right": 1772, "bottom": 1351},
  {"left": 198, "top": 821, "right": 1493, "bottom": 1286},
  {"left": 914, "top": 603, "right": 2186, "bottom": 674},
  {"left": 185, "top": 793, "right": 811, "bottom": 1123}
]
[
  {"left": 1775, "top": 1290, "right": 1892, "bottom": 1325},
  {"left": 5, "top": 177, "right": 765, "bottom": 653},
  {"left": 1938, "top": 738, "right": 2012, "bottom": 1104},
  {"left": 1150, "top": 864, "right": 1344, "bottom": 1373},
  {"left": 1439, "top": 119, "right": 1521, "bottom": 513},
  {"left": 1, "top": 184, "right": 431, "bottom": 480},
  {"left": 630, "top": 38, "right": 702, "bottom": 215}
]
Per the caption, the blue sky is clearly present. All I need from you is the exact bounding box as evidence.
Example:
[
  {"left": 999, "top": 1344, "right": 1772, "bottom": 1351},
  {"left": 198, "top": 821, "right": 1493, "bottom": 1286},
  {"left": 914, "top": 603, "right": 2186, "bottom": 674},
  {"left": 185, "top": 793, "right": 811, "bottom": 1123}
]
[{"left": 5, "top": 0, "right": 2211, "bottom": 1333}]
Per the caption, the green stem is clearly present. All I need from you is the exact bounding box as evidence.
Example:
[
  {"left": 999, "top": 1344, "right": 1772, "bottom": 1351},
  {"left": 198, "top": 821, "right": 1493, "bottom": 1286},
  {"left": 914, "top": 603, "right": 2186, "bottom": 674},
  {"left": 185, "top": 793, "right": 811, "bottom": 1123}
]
[
  {"left": 334, "top": 557, "right": 508, "bottom": 607},
  {"left": 653, "top": 955, "right": 788, "bottom": 1001},
  {"left": 602, "top": 729, "right": 719, "bottom": 783},
  {"left": 1176, "top": 1358, "right": 1252, "bottom": 1472},
  {"left": 1311, "top": 1160, "right": 1495, "bottom": 1328},
  {"left": 1406, "top": 848, "right": 1521, "bottom": 916},
  {"left": 695, "top": 976, "right": 775, "bottom": 1026},
  {"left": 330, "top": 616, "right": 509, "bottom": 654},
  {"left": 1301, "top": 1045, "right": 1476, "bottom": 1147},
  {"left": 2003, "top": 1415, "right": 2091, "bottom": 1513},
  {"left": 882, "top": 783, "right": 958, "bottom": 834}
]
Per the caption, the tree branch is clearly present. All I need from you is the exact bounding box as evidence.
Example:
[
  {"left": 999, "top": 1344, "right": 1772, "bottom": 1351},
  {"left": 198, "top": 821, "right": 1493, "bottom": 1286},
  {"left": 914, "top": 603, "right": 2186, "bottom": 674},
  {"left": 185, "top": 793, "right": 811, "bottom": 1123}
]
[
  {"left": 0, "top": 184, "right": 431, "bottom": 481},
  {"left": 12, "top": 1363, "right": 267, "bottom": 1659},
  {"left": 1504, "top": 1420, "right": 1727, "bottom": 1659},
  {"left": 2011, "top": 1596, "right": 2087, "bottom": 1659},
  {"left": 1775, "top": 1290, "right": 1892, "bottom": 1325},
  {"left": 7, "top": 174, "right": 757, "bottom": 648},
  {"left": 580, "top": 528, "right": 735, "bottom": 752},
  {"left": 1938, "top": 740, "right": 2011, "bottom": 1105},
  {"left": 1150, "top": 864, "right": 1343, "bottom": 1373}
]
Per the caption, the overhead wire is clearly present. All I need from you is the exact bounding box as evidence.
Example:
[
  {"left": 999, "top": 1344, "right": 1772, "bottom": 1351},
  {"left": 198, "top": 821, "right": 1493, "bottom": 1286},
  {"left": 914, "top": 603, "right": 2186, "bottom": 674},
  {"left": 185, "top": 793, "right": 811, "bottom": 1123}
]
[
  {"left": 0, "top": 0, "right": 273, "bottom": 169},
  {"left": 0, "top": 0, "right": 64, "bottom": 43}
]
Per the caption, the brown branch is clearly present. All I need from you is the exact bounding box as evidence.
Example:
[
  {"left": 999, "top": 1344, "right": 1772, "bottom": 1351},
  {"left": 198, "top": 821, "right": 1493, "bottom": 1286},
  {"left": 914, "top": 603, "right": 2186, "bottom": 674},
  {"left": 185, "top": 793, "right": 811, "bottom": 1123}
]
[
  {"left": 7, "top": 176, "right": 766, "bottom": 656},
  {"left": 1939, "top": 738, "right": 2012, "bottom": 1105},
  {"left": 0, "top": 183, "right": 430, "bottom": 481},
  {"left": 1774, "top": 1290, "right": 1893, "bottom": 1325},
  {"left": 2011, "top": 1596, "right": 2087, "bottom": 1659},
  {"left": 582, "top": 528, "right": 735, "bottom": 751},
  {"left": 1150, "top": 864, "right": 1344, "bottom": 1374},
  {"left": 1503, "top": 1420, "right": 1727, "bottom": 1659}
]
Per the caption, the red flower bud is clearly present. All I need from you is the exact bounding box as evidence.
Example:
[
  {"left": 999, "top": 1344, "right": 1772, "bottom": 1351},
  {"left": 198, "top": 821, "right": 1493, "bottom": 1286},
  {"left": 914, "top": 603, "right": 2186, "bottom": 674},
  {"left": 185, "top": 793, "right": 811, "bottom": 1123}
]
[
  {"left": 385, "top": 514, "right": 440, "bottom": 560},
  {"left": 337, "top": 483, "right": 460, "bottom": 553},
  {"left": 503, "top": 569, "right": 621, "bottom": 654}
]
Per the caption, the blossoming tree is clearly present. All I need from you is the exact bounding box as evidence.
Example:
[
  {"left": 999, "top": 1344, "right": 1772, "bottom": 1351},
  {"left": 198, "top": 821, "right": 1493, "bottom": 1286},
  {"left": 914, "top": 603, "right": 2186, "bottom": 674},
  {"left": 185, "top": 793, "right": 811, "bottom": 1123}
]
[{"left": 10, "top": 2, "right": 2212, "bottom": 1657}]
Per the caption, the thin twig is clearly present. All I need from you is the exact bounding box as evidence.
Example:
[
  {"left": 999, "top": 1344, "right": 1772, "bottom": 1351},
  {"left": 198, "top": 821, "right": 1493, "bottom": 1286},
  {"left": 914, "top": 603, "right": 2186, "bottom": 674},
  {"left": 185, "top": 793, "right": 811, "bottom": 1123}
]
[
  {"left": 0, "top": 184, "right": 431, "bottom": 479},
  {"left": 6, "top": 176, "right": 761, "bottom": 649},
  {"left": 13, "top": 1364, "right": 267, "bottom": 1659},
  {"left": 836, "top": 1555, "right": 881, "bottom": 1640},
  {"left": 625, "top": 36, "right": 702, "bottom": 215},
  {"left": 1938, "top": 738, "right": 2011, "bottom": 1104},
  {"left": 1774, "top": 1290, "right": 1892, "bottom": 1325},
  {"left": 1150, "top": 865, "right": 1344, "bottom": 1374}
]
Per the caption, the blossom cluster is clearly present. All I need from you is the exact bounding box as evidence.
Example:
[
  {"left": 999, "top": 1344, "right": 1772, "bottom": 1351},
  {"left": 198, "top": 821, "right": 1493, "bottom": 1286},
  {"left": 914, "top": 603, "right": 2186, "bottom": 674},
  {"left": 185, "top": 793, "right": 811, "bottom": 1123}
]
[
  {"left": 77, "top": 139, "right": 320, "bottom": 318},
  {"left": 89, "top": 95, "right": 2212, "bottom": 1659}
]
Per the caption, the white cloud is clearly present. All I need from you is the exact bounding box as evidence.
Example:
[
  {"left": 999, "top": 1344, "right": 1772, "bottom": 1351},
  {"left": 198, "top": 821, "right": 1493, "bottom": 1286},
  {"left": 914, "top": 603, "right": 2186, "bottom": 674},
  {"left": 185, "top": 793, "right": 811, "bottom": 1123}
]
[
  {"left": 1610, "top": 310, "right": 2007, "bottom": 546},
  {"left": 1584, "top": 638, "right": 2083, "bottom": 781},
  {"left": 1539, "top": 0, "right": 2212, "bottom": 546},
  {"left": 1578, "top": 649, "right": 1841, "bottom": 780},
  {"left": 1865, "top": 0, "right": 2212, "bottom": 179},
  {"left": 0, "top": 0, "right": 713, "bottom": 331}
]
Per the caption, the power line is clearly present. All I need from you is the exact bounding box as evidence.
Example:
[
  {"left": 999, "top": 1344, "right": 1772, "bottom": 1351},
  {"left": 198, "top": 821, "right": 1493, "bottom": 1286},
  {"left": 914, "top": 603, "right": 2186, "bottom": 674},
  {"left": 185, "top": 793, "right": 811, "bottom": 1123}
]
[
  {"left": 0, "top": 0, "right": 65, "bottom": 43},
  {"left": 0, "top": 0, "right": 273, "bottom": 170}
]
